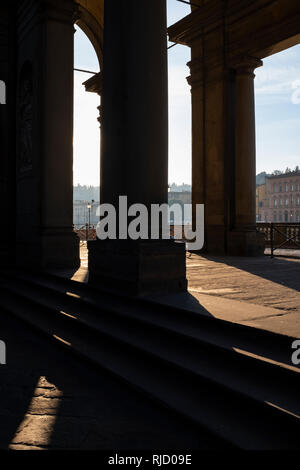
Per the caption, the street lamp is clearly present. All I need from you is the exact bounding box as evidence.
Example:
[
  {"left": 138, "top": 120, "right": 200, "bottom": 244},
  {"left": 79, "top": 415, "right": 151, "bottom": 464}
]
[
  {"left": 87, "top": 202, "right": 92, "bottom": 229},
  {"left": 86, "top": 200, "right": 95, "bottom": 241}
]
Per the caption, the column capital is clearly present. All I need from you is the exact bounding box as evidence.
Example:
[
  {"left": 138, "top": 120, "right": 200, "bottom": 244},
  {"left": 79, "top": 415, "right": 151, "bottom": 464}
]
[
  {"left": 83, "top": 72, "right": 102, "bottom": 96},
  {"left": 187, "top": 58, "right": 203, "bottom": 89},
  {"left": 97, "top": 105, "right": 102, "bottom": 127},
  {"left": 232, "top": 56, "right": 263, "bottom": 76}
]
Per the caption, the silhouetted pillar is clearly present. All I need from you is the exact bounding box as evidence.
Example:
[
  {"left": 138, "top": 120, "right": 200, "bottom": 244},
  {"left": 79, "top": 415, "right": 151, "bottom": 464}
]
[
  {"left": 16, "top": 0, "right": 80, "bottom": 269},
  {"left": 101, "top": 0, "right": 168, "bottom": 209},
  {"left": 0, "top": 4, "right": 16, "bottom": 266},
  {"left": 88, "top": 0, "right": 187, "bottom": 296},
  {"left": 187, "top": 59, "right": 205, "bottom": 239}
]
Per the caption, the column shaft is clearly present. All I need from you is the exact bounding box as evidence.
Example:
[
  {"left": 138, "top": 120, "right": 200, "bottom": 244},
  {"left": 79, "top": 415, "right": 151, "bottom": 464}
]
[
  {"left": 101, "top": 0, "right": 168, "bottom": 209},
  {"left": 226, "top": 57, "right": 265, "bottom": 255},
  {"left": 0, "top": 4, "right": 16, "bottom": 266},
  {"left": 235, "top": 58, "right": 262, "bottom": 229},
  {"left": 16, "top": 0, "right": 80, "bottom": 269}
]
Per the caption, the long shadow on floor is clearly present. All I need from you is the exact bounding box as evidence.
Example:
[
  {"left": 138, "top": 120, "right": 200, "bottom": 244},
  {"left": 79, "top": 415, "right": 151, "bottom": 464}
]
[
  {"left": 0, "top": 310, "right": 222, "bottom": 450},
  {"left": 193, "top": 254, "right": 300, "bottom": 293}
]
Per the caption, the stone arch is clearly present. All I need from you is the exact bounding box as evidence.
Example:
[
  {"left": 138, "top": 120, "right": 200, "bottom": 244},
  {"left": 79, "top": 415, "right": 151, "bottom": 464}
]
[
  {"left": 0, "top": 80, "right": 6, "bottom": 104},
  {"left": 190, "top": 0, "right": 201, "bottom": 12},
  {"left": 75, "top": 1, "right": 104, "bottom": 69}
]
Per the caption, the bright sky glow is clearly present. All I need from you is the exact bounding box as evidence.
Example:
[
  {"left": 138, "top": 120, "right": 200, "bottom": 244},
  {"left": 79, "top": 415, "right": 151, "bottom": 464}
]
[
  {"left": 74, "top": 1, "right": 300, "bottom": 187},
  {"left": 255, "top": 44, "right": 300, "bottom": 174}
]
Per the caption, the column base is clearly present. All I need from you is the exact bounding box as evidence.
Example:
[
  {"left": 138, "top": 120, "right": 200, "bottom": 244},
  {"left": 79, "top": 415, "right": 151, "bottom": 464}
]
[
  {"left": 88, "top": 239, "right": 188, "bottom": 297},
  {"left": 204, "top": 226, "right": 227, "bottom": 255},
  {"left": 16, "top": 229, "right": 80, "bottom": 269},
  {"left": 196, "top": 226, "right": 265, "bottom": 257},
  {"left": 227, "top": 230, "right": 265, "bottom": 257}
]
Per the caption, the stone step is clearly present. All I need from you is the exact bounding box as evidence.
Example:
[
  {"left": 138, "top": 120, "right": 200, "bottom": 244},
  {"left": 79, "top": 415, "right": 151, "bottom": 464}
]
[
  {"left": 0, "top": 278, "right": 299, "bottom": 448},
  {"left": 3, "top": 276, "right": 300, "bottom": 421},
  {"left": 9, "top": 270, "right": 298, "bottom": 370}
]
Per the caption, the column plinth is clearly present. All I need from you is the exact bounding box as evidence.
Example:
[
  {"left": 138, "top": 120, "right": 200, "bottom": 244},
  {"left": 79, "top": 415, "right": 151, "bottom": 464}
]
[{"left": 88, "top": 239, "right": 187, "bottom": 297}]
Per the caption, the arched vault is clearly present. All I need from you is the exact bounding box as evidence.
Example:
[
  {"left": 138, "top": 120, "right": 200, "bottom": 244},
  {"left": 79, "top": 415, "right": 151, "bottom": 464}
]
[{"left": 76, "top": 0, "right": 104, "bottom": 68}]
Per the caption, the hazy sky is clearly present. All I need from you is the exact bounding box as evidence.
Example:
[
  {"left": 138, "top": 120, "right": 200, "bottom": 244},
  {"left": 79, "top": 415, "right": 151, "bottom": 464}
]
[
  {"left": 74, "top": 0, "right": 300, "bottom": 186},
  {"left": 255, "top": 45, "right": 300, "bottom": 174}
]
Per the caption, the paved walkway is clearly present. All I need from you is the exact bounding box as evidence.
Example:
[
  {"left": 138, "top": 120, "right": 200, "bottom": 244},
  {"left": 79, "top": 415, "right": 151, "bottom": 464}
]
[
  {"left": 51, "top": 244, "right": 300, "bottom": 339},
  {"left": 157, "top": 253, "right": 300, "bottom": 338},
  {"left": 187, "top": 254, "right": 300, "bottom": 312},
  {"left": 265, "top": 248, "right": 300, "bottom": 258}
]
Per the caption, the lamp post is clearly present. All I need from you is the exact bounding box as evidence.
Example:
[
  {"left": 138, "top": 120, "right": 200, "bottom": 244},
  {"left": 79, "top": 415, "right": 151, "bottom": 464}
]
[
  {"left": 87, "top": 202, "right": 92, "bottom": 231},
  {"left": 86, "top": 200, "right": 95, "bottom": 241}
]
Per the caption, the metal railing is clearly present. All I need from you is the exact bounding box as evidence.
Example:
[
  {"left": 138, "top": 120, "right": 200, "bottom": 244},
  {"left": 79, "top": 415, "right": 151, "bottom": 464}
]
[
  {"left": 74, "top": 225, "right": 97, "bottom": 242},
  {"left": 257, "top": 223, "right": 300, "bottom": 258},
  {"left": 75, "top": 222, "right": 300, "bottom": 258},
  {"left": 73, "top": 224, "right": 192, "bottom": 243}
]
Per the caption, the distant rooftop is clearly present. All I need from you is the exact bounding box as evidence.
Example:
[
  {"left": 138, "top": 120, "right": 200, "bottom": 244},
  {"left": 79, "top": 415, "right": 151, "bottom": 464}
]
[{"left": 266, "top": 170, "right": 300, "bottom": 180}]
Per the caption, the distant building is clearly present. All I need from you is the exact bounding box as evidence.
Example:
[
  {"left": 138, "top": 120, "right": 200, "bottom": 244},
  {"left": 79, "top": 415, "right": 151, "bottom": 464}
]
[
  {"left": 169, "top": 184, "right": 192, "bottom": 193},
  {"left": 73, "top": 192, "right": 193, "bottom": 227},
  {"left": 73, "top": 201, "right": 99, "bottom": 228},
  {"left": 256, "top": 184, "right": 267, "bottom": 222},
  {"left": 168, "top": 191, "right": 192, "bottom": 224},
  {"left": 258, "top": 171, "right": 300, "bottom": 223},
  {"left": 256, "top": 172, "right": 270, "bottom": 186}
]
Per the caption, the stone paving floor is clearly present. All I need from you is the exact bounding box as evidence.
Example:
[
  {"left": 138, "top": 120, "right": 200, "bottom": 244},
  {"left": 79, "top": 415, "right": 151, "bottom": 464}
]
[
  {"left": 187, "top": 254, "right": 300, "bottom": 314},
  {"left": 81, "top": 242, "right": 300, "bottom": 311},
  {"left": 80, "top": 242, "right": 300, "bottom": 310},
  {"left": 173, "top": 253, "right": 300, "bottom": 338},
  {"left": 53, "top": 243, "right": 300, "bottom": 337},
  {"left": 0, "top": 310, "right": 218, "bottom": 450}
]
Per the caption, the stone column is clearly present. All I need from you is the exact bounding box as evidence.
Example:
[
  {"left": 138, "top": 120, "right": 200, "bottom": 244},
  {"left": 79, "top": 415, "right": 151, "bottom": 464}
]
[
  {"left": 188, "top": 49, "right": 236, "bottom": 255},
  {"left": 101, "top": 0, "right": 168, "bottom": 209},
  {"left": 187, "top": 59, "right": 205, "bottom": 237},
  {"left": 0, "top": 4, "right": 16, "bottom": 266},
  {"left": 16, "top": 0, "right": 80, "bottom": 269},
  {"left": 235, "top": 57, "right": 262, "bottom": 229},
  {"left": 227, "top": 56, "right": 265, "bottom": 255},
  {"left": 88, "top": 0, "right": 187, "bottom": 296}
]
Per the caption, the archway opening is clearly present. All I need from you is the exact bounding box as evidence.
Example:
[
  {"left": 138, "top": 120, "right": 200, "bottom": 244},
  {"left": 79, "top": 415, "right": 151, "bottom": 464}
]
[
  {"left": 73, "top": 2, "right": 194, "bottom": 254},
  {"left": 73, "top": 25, "right": 101, "bottom": 264},
  {"left": 255, "top": 44, "right": 300, "bottom": 227},
  {"left": 167, "top": 0, "right": 192, "bottom": 235}
]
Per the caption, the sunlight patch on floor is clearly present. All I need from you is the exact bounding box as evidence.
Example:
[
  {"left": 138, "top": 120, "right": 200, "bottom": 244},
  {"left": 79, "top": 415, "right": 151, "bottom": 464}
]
[{"left": 9, "top": 377, "right": 62, "bottom": 450}]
